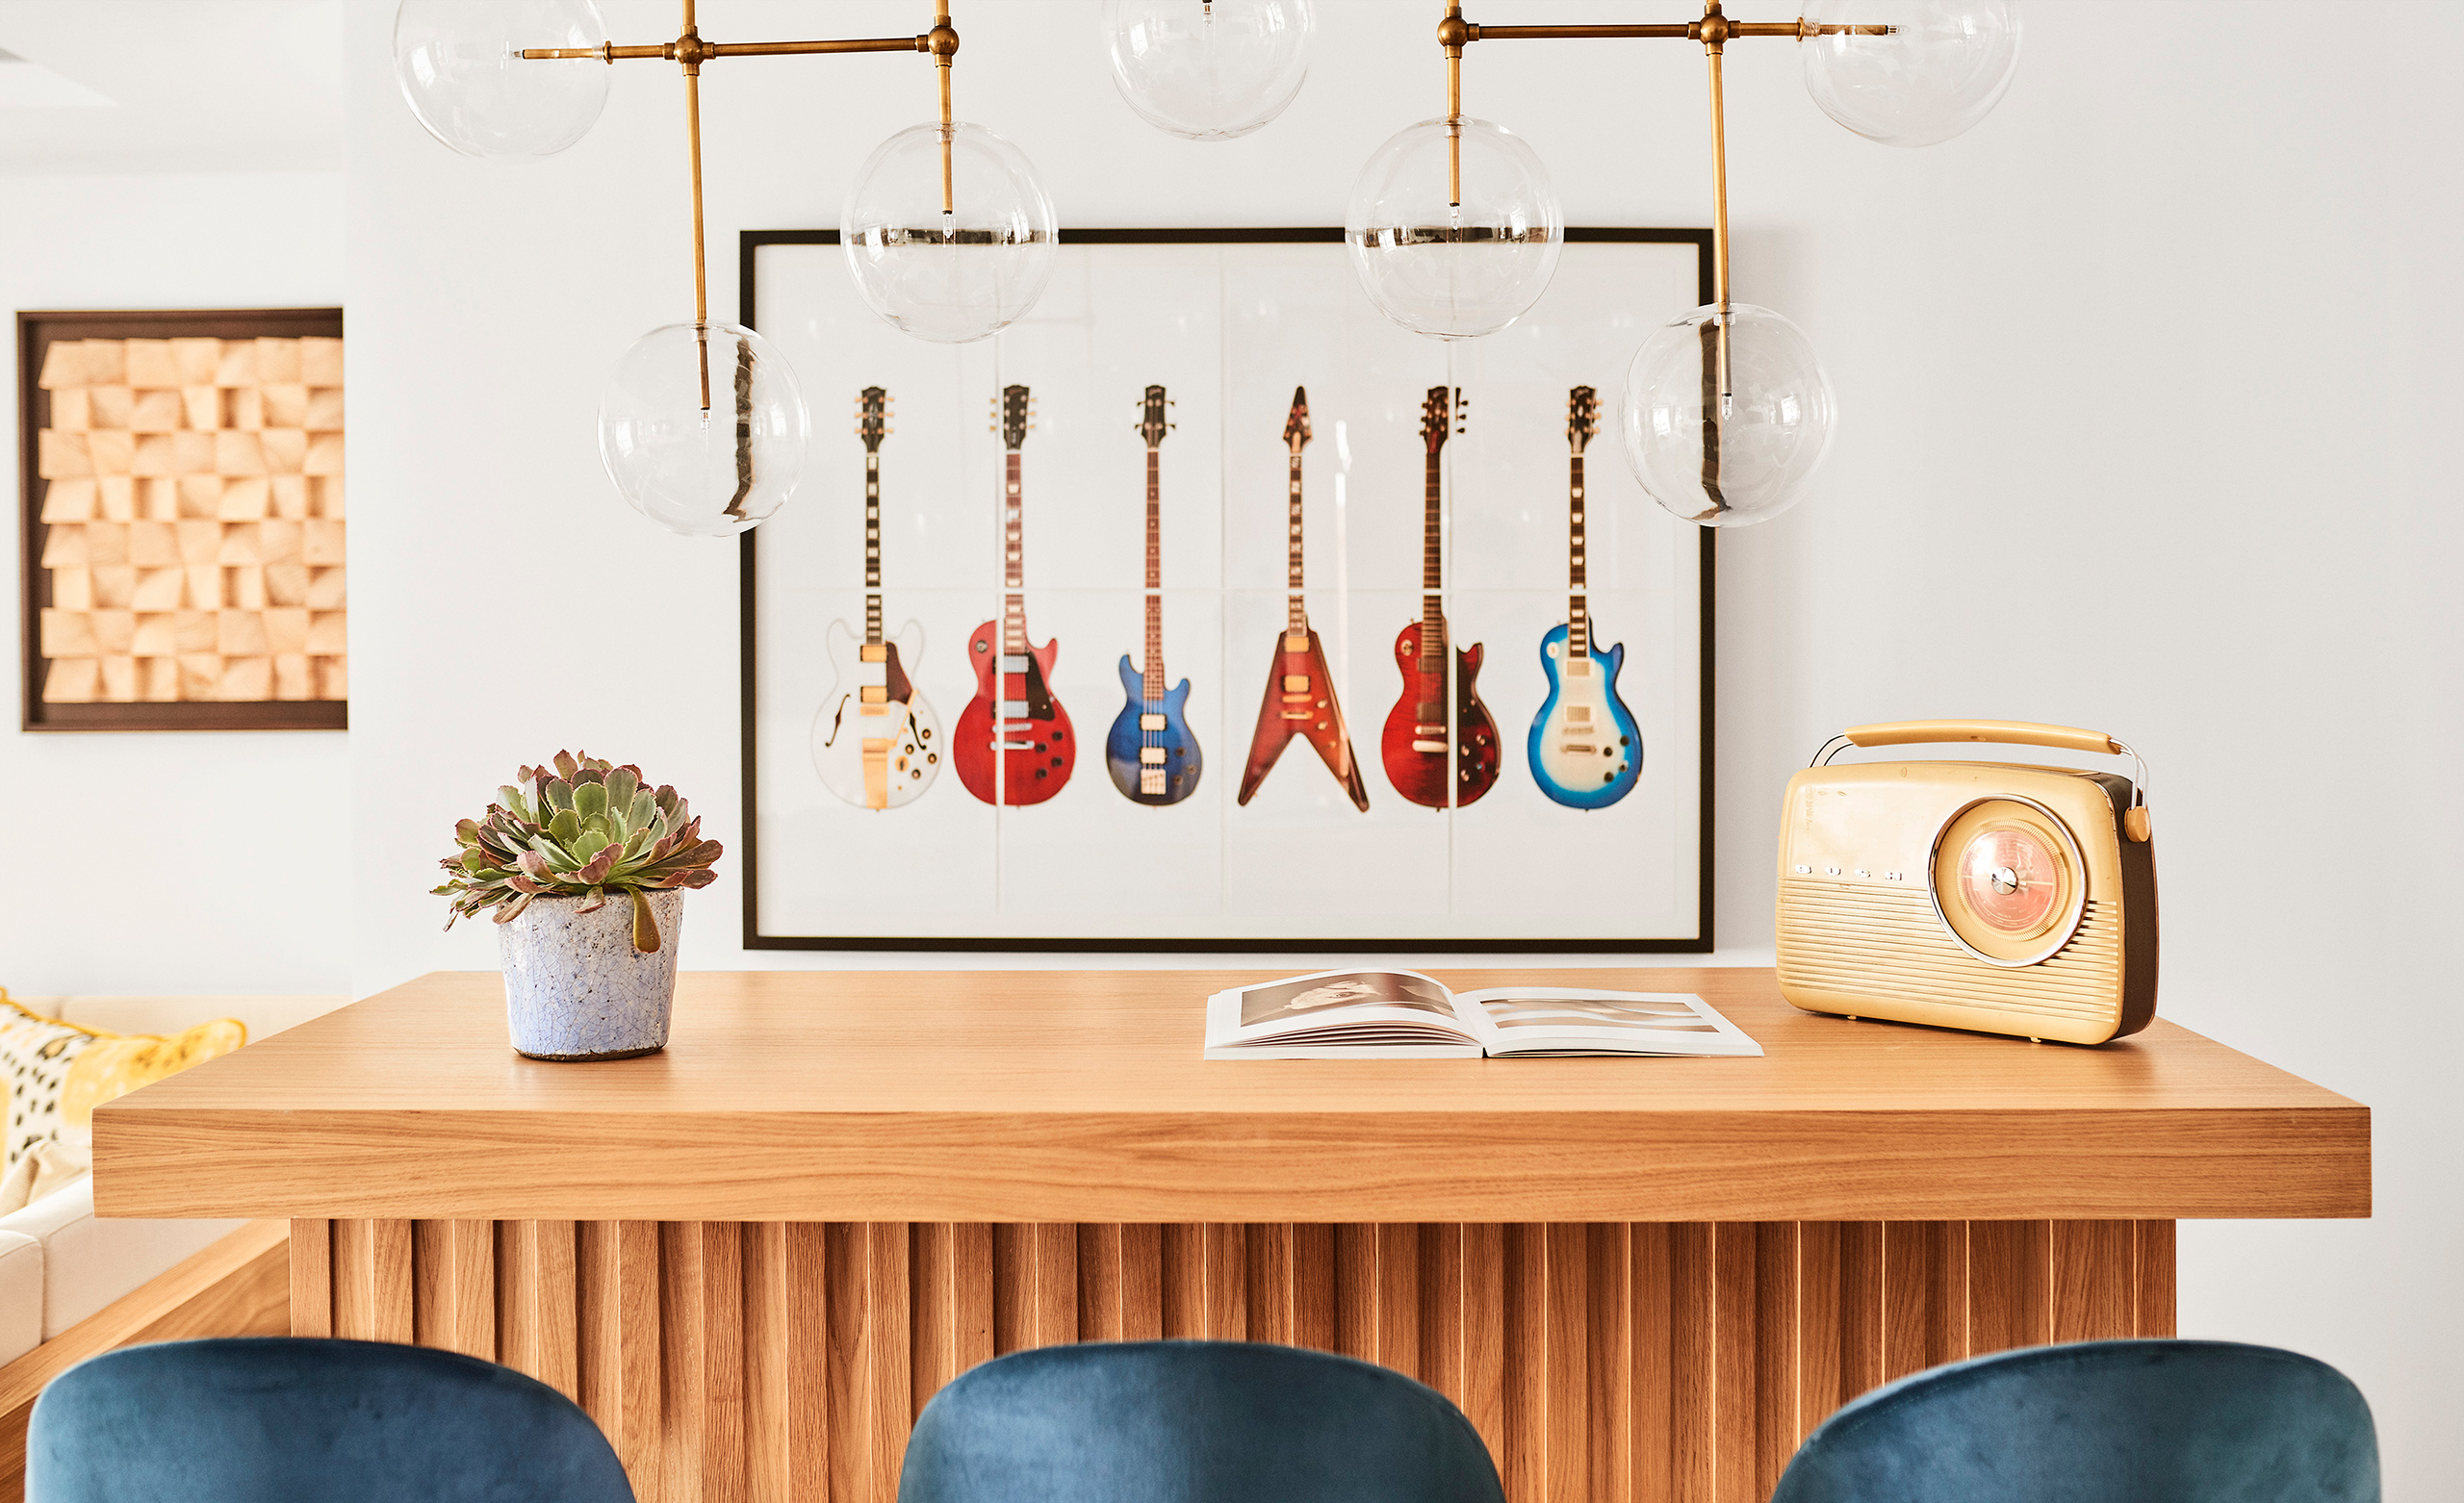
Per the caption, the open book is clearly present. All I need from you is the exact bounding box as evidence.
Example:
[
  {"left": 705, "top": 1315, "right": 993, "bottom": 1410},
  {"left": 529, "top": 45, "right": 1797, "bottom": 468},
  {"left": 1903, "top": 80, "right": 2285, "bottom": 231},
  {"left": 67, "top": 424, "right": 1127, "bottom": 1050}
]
[{"left": 1203, "top": 970, "right": 1762, "bottom": 1059}]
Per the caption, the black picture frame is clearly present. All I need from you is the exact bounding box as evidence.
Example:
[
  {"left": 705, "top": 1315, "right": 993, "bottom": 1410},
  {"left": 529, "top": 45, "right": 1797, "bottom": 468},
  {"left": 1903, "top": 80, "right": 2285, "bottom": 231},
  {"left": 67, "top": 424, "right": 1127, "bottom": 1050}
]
[
  {"left": 737, "top": 228, "right": 1713, "bottom": 953},
  {"left": 17, "top": 306, "right": 347, "bottom": 732}
]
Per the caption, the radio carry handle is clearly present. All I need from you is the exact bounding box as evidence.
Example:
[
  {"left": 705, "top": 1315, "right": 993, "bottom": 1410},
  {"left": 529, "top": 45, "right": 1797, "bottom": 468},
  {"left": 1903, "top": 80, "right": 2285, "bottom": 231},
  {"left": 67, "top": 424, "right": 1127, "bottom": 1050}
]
[{"left": 1811, "top": 719, "right": 2150, "bottom": 842}]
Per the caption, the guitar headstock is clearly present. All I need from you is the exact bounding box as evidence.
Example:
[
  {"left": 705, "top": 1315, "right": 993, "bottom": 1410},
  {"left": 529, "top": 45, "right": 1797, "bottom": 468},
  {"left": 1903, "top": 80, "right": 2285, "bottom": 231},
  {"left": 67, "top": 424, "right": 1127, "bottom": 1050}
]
[
  {"left": 993, "top": 384, "right": 1034, "bottom": 451},
  {"left": 1284, "top": 386, "right": 1312, "bottom": 453},
  {"left": 857, "top": 386, "right": 889, "bottom": 453},
  {"left": 1566, "top": 385, "right": 1598, "bottom": 455},
  {"left": 1138, "top": 384, "right": 1172, "bottom": 449},
  {"left": 1421, "top": 385, "right": 1466, "bottom": 456}
]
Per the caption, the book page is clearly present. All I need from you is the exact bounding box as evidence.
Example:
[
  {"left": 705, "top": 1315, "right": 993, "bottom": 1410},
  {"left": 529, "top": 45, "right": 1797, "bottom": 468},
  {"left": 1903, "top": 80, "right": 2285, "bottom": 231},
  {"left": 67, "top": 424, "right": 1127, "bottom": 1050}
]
[
  {"left": 1204, "top": 969, "right": 1482, "bottom": 1057},
  {"left": 1454, "top": 988, "right": 1762, "bottom": 1057}
]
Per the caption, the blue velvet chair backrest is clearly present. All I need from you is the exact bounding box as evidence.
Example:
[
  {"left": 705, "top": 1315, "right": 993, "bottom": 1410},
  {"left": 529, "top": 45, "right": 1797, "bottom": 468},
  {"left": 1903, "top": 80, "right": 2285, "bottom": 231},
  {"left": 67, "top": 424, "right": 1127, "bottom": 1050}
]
[
  {"left": 899, "top": 1339, "right": 1507, "bottom": 1503},
  {"left": 1770, "top": 1338, "right": 2378, "bottom": 1503},
  {"left": 27, "top": 1337, "right": 634, "bottom": 1503}
]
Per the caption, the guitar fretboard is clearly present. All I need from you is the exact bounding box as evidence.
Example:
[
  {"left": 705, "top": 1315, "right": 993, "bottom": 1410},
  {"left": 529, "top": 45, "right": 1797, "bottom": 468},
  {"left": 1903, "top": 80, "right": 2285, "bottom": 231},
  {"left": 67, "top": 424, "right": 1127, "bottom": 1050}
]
[
  {"left": 1567, "top": 453, "right": 1587, "bottom": 661},
  {"left": 863, "top": 449, "right": 883, "bottom": 646},
  {"left": 1286, "top": 451, "right": 1307, "bottom": 633},
  {"left": 1142, "top": 446, "right": 1164, "bottom": 701},
  {"left": 1420, "top": 448, "right": 1447, "bottom": 669},
  {"left": 1002, "top": 450, "right": 1025, "bottom": 656}
]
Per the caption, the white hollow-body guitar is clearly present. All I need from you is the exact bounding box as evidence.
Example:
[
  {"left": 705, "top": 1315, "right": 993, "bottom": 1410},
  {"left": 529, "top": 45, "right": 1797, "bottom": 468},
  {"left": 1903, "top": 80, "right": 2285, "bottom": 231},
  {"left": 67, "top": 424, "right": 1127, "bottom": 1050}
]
[{"left": 812, "top": 387, "right": 943, "bottom": 810}]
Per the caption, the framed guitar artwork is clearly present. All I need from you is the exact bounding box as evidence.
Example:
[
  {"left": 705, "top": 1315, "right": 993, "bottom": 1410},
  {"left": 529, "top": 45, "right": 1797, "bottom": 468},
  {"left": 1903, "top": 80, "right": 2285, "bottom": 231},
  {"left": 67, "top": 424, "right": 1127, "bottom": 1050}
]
[{"left": 741, "top": 228, "right": 1712, "bottom": 952}]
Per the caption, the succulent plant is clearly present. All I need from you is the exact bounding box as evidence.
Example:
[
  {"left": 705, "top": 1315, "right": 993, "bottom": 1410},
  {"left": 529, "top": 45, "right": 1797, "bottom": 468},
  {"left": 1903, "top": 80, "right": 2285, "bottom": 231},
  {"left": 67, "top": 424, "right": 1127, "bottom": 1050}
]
[{"left": 433, "top": 751, "right": 721, "bottom": 953}]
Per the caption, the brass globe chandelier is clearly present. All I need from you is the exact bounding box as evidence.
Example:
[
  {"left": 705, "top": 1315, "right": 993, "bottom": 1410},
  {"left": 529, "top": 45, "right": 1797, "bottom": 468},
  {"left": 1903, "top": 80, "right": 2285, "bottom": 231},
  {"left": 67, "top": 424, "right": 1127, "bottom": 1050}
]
[
  {"left": 1347, "top": 1, "right": 2023, "bottom": 527},
  {"left": 391, "top": 0, "right": 1057, "bottom": 537}
]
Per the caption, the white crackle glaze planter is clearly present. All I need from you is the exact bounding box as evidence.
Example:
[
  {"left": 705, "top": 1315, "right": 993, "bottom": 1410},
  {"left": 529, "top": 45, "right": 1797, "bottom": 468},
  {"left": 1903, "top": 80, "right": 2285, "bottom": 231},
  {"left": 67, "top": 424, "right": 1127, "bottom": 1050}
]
[{"left": 498, "top": 890, "right": 682, "bottom": 1060}]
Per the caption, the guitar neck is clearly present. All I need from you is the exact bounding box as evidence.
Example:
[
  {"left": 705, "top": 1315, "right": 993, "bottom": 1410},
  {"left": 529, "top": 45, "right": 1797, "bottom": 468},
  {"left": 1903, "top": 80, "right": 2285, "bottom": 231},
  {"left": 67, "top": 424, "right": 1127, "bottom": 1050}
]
[
  {"left": 1568, "top": 453, "right": 1587, "bottom": 661},
  {"left": 863, "top": 450, "right": 883, "bottom": 646},
  {"left": 1143, "top": 447, "right": 1164, "bottom": 699},
  {"left": 1003, "top": 450, "right": 1025, "bottom": 655},
  {"left": 1421, "top": 449, "right": 1446, "bottom": 663},
  {"left": 1286, "top": 451, "right": 1307, "bottom": 634}
]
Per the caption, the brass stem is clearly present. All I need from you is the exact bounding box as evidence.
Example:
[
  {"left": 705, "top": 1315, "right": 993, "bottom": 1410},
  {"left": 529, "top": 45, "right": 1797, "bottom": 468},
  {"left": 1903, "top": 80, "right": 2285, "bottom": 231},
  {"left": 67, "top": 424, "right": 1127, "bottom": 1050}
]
[
  {"left": 936, "top": 4, "right": 957, "bottom": 217},
  {"left": 1442, "top": 3, "right": 1465, "bottom": 208},
  {"left": 684, "top": 9, "right": 709, "bottom": 415},
  {"left": 1704, "top": 5, "right": 1732, "bottom": 403}
]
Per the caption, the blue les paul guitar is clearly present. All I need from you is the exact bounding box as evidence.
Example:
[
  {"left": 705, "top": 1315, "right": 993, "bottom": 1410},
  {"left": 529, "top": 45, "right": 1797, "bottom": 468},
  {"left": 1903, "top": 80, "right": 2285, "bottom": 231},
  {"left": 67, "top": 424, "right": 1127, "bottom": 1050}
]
[
  {"left": 1106, "top": 385, "right": 1203, "bottom": 805},
  {"left": 1529, "top": 386, "right": 1643, "bottom": 809}
]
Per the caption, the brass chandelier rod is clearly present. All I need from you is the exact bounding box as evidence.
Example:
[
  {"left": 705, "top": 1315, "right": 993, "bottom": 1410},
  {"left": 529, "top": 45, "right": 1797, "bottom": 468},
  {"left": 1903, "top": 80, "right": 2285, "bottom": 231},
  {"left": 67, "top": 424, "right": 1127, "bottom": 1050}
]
[
  {"left": 1437, "top": 1, "right": 1893, "bottom": 396},
  {"left": 522, "top": 1, "right": 962, "bottom": 414}
]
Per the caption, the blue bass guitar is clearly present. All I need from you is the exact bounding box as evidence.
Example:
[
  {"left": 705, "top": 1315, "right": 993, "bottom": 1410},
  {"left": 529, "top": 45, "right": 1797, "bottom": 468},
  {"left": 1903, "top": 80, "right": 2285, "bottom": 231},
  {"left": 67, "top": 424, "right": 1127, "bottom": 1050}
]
[
  {"left": 1528, "top": 387, "right": 1642, "bottom": 809},
  {"left": 1106, "top": 385, "right": 1203, "bottom": 805}
]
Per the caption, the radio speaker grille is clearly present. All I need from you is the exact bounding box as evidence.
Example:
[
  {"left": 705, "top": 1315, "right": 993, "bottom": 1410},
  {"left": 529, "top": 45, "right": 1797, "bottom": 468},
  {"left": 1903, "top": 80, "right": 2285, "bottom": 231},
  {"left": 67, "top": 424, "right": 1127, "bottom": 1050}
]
[{"left": 1777, "top": 879, "right": 2121, "bottom": 1023}]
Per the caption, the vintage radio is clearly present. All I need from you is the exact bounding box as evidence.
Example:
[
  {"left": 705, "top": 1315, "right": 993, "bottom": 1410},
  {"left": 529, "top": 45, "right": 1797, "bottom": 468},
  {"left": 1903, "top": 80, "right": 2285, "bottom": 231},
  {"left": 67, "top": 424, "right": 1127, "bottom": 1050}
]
[{"left": 1775, "top": 720, "right": 2157, "bottom": 1045}]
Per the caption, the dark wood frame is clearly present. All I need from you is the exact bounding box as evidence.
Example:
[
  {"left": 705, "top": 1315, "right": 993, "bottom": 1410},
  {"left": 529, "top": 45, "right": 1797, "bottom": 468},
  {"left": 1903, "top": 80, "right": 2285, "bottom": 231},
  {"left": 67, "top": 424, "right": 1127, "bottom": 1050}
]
[
  {"left": 17, "top": 307, "right": 347, "bottom": 732},
  {"left": 736, "top": 229, "right": 1715, "bottom": 953}
]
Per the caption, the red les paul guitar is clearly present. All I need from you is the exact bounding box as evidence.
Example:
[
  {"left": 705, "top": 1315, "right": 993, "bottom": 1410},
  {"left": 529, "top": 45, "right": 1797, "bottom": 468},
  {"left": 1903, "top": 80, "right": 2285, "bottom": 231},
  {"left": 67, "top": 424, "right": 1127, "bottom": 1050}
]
[
  {"left": 1380, "top": 385, "right": 1500, "bottom": 809},
  {"left": 955, "top": 384, "right": 1076, "bottom": 805}
]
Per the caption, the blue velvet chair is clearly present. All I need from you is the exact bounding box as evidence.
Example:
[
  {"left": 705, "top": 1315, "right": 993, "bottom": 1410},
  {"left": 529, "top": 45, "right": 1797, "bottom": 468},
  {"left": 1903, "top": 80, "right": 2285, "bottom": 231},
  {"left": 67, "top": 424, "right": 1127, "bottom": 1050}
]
[
  {"left": 27, "top": 1337, "right": 634, "bottom": 1503},
  {"left": 1770, "top": 1338, "right": 2378, "bottom": 1503},
  {"left": 899, "top": 1339, "right": 1506, "bottom": 1503}
]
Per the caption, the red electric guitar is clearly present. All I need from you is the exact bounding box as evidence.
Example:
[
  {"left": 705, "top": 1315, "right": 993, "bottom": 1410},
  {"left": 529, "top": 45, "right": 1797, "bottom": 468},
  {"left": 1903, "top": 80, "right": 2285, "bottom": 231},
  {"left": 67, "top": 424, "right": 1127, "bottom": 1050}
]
[
  {"left": 1236, "top": 387, "right": 1371, "bottom": 810},
  {"left": 1379, "top": 385, "right": 1500, "bottom": 809},
  {"left": 955, "top": 385, "right": 1076, "bottom": 805}
]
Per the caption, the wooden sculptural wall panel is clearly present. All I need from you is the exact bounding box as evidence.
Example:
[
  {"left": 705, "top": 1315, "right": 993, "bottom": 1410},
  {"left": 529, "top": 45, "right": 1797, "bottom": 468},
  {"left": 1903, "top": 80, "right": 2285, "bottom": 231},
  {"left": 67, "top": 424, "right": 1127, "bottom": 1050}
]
[{"left": 291, "top": 1218, "right": 2175, "bottom": 1503}]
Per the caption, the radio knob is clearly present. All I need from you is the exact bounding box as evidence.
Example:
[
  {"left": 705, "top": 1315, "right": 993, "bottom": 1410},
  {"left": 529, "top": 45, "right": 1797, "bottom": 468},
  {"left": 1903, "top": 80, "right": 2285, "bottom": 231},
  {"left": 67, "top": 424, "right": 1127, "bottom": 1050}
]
[{"left": 1989, "top": 865, "right": 2021, "bottom": 895}]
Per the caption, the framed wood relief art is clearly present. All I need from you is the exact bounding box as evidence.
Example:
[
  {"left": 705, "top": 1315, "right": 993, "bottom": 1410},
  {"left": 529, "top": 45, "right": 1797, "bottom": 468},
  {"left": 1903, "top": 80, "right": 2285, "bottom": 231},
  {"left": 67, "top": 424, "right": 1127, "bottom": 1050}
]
[
  {"left": 741, "top": 230, "right": 1710, "bottom": 952},
  {"left": 17, "top": 308, "right": 346, "bottom": 731}
]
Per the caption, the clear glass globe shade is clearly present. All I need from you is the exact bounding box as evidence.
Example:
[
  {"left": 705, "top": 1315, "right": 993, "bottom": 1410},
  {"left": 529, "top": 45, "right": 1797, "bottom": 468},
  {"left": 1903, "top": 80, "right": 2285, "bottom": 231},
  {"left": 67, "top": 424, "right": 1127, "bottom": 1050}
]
[
  {"left": 1621, "top": 304, "right": 1836, "bottom": 528},
  {"left": 598, "top": 323, "right": 810, "bottom": 537},
  {"left": 1800, "top": 0, "right": 2022, "bottom": 146},
  {"left": 1346, "top": 117, "right": 1563, "bottom": 341},
  {"left": 841, "top": 122, "right": 1059, "bottom": 344},
  {"left": 392, "top": 0, "right": 611, "bottom": 161},
  {"left": 1103, "top": 0, "right": 1315, "bottom": 141}
]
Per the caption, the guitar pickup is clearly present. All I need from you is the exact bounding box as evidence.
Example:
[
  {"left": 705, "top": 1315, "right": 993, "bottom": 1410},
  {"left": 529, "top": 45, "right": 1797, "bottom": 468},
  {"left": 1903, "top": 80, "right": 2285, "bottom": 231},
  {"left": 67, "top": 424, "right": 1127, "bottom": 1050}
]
[
  {"left": 1282, "top": 675, "right": 1309, "bottom": 691},
  {"left": 1140, "top": 713, "right": 1167, "bottom": 731},
  {"left": 1281, "top": 711, "right": 1311, "bottom": 721},
  {"left": 1410, "top": 739, "right": 1448, "bottom": 753},
  {"left": 1139, "top": 748, "right": 1168, "bottom": 765},
  {"left": 1564, "top": 704, "right": 1592, "bottom": 724},
  {"left": 860, "top": 686, "right": 888, "bottom": 704},
  {"left": 1000, "top": 701, "right": 1033, "bottom": 717},
  {"left": 1562, "top": 744, "right": 1596, "bottom": 754},
  {"left": 999, "top": 654, "right": 1034, "bottom": 673},
  {"left": 860, "top": 644, "right": 888, "bottom": 663}
]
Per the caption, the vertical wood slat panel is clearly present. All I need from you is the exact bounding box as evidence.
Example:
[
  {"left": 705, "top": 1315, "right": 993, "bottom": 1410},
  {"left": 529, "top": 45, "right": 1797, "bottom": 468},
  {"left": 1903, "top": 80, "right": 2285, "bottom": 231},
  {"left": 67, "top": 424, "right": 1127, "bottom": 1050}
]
[
  {"left": 1629, "top": 1224, "right": 1671, "bottom": 1503},
  {"left": 1463, "top": 1223, "right": 1505, "bottom": 1472},
  {"left": 1544, "top": 1224, "right": 1588, "bottom": 1503},
  {"left": 661, "top": 1223, "right": 709, "bottom": 1503},
  {"left": 1119, "top": 1224, "right": 1163, "bottom": 1343},
  {"left": 1710, "top": 1224, "right": 1758, "bottom": 1503},
  {"left": 1290, "top": 1223, "right": 1336, "bottom": 1354},
  {"left": 1882, "top": 1222, "right": 1966, "bottom": 1382},
  {"left": 1078, "top": 1223, "right": 1121, "bottom": 1343},
  {"left": 702, "top": 1223, "right": 748, "bottom": 1503},
  {"left": 990, "top": 1224, "right": 1030, "bottom": 1356},
  {"left": 615, "top": 1222, "right": 664, "bottom": 1503},
  {"left": 1967, "top": 1221, "right": 2052, "bottom": 1357},
  {"left": 1246, "top": 1224, "right": 1293, "bottom": 1348},
  {"left": 1666, "top": 1222, "right": 1715, "bottom": 1503},
  {"left": 908, "top": 1223, "right": 952, "bottom": 1417},
  {"left": 1419, "top": 1224, "right": 1464, "bottom": 1410},
  {"left": 290, "top": 1218, "right": 332, "bottom": 1337},
  {"left": 1796, "top": 1220, "right": 1883, "bottom": 1435},
  {"left": 329, "top": 1219, "right": 368, "bottom": 1339},
  {"left": 864, "top": 1224, "right": 910, "bottom": 1503},
  {"left": 1376, "top": 1223, "right": 1419, "bottom": 1381},
  {"left": 953, "top": 1222, "right": 995, "bottom": 1373},
  {"left": 1501, "top": 1224, "right": 1546, "bottom": 1503},
  {"left": 1035, "top": 1223, "right": 1080, "bottom": 1347},
  {"left": 2052, "top": 1219, "right": 2136, "bottom": 1342},
  {"left": 1585, "top": 1226, "right": 1630, "bottom": 1503},
  {"left": 1334, "top": 1223, "right": 1376, "bottom": 1363},
  {"left": 448, "top": 1219, "right": 497, "bottom": 1362},
  {"left": 1201, "top": 1223, "right": 1245, "bottom": 1340},
  {"left": 1752, "top": 1224, "right": 1799, "bottom": 1503},
  {"left": 1159, "top": 1224, "right": 1202, "bottom": 1340},
  {"left": 2134, "top": 1220, "right": 2175, "bottom": 1337},
  {"left": 522, "top": 1220, "right": 579, "bottom": 1401},
  {"left": 823, "top": 1225, "right": 865, "bottom": 1503},
  {"left": 332, "top": 1218, "right": 412, "bottom": 1345}
]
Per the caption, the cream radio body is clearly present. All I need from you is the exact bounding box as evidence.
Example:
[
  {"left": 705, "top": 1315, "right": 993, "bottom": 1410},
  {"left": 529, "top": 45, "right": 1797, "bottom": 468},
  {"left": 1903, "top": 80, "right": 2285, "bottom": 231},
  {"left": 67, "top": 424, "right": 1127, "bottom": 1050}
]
[{"left": 1775, "top": 721, "right": 2159, "bottom": 1046}]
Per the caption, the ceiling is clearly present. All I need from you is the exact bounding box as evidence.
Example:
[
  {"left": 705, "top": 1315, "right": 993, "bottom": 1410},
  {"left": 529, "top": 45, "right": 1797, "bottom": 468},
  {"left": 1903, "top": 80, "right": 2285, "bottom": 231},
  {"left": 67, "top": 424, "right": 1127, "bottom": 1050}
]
[{"left": 0, "top": 2, "right": 342, "bottom": 175}]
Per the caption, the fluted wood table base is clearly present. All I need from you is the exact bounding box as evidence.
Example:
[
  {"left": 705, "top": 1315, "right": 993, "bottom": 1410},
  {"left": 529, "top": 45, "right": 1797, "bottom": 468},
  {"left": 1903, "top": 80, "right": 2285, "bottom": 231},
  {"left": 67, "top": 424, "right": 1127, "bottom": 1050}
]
[{"left": 291, "top": 1218, "right": 2174, "bottom": 1503}]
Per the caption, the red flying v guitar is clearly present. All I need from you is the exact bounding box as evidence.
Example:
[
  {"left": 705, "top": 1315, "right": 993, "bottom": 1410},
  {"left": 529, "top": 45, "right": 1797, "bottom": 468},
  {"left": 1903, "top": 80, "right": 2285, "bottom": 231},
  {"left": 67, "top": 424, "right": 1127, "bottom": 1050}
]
[
  {"left": 1379, "top": 385, "right": 1500, "bottom": 808},
  {"left": 955, "top": 385, "right": 1076, "bottom": 805}
]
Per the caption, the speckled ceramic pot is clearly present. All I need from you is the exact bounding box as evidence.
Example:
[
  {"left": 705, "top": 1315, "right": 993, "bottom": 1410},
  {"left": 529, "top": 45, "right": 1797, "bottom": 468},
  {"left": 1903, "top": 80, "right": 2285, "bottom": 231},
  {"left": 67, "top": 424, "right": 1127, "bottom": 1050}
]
[{"left": 498, "top": 890, "right": 682, "bottom": 1061}]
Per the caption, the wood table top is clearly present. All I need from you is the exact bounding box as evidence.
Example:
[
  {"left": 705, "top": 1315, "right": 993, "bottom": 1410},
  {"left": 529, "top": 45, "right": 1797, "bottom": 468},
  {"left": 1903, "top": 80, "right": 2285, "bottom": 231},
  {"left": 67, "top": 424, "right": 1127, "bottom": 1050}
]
[{"left": 93, "top": 968, "right": 2369, "bottom": 1224}]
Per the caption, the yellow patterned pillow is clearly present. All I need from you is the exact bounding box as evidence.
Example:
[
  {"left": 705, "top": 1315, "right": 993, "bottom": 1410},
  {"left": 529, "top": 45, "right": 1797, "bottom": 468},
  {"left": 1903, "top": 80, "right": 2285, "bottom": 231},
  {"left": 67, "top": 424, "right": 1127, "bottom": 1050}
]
[{"left": 1, "top": 992, "right": 245, "bottom": 1164}]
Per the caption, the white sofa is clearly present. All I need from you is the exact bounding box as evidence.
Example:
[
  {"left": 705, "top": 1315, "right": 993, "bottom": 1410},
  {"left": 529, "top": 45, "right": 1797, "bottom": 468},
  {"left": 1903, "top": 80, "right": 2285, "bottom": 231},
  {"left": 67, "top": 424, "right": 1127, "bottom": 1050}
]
[{"left": 0, "top": 994, "right": 346, "bottom": 1365}]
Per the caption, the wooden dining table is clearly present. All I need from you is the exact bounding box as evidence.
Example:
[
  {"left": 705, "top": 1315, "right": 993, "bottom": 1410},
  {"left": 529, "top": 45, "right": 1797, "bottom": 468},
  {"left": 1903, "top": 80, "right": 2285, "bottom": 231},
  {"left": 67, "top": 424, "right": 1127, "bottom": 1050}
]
[{"left": 93, "top": 967, "right": 2369, "bottom": 1503}]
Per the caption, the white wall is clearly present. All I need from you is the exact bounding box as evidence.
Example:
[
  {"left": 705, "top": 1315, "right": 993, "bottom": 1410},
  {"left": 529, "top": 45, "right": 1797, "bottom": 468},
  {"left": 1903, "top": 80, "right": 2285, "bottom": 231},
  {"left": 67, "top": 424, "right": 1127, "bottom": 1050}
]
[
  {"left": 344, "top": 0, "right": 2460, "bottom": 1490},
  {"left": 2, "top": 171, "right": 350, "bottom": 994}
]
